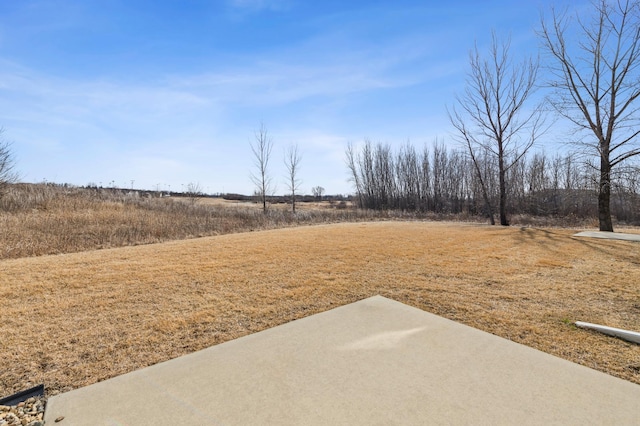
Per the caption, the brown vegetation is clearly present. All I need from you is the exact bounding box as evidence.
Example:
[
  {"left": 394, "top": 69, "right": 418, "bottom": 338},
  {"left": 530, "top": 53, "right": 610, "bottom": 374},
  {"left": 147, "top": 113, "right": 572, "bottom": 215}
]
[
  {"left": 0, "top": 183, "right": 620, "bottom": 261},
  {"left": 1, "top": 221, "right": 639, "bottom": 398},
  {"left": 0, "top": 183, "right": 377, "bottom": 259}
]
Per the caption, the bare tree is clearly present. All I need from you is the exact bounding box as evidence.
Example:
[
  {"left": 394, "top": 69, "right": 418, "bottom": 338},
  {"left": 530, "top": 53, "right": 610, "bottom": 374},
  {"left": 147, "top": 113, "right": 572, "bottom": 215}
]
[
  {"left": 250, "top": 123, "right": 274, "bottom": 214},
  {"left": 312, "top": 186, "right": 325, "bottom": 200},
  {"left": 284, "top": 144, "right": 302, "bottom": 213},
  {"left": 345, "top": 142, "right": 364, "bottom": 207},
  {"left": 539, "top": 0, "right": 640, "bottom": 231},
  {"left": 396, "top": 143, "right": 421, "bottom": 211},
  {"left": 449, "top": 33, "right": 543, "bottom": 226},
  {"left": 0, "top": 131, "right": 18, "bottom": 202},
  {"left": 185, "top": 182, "right": 203, "bottom": 204}
]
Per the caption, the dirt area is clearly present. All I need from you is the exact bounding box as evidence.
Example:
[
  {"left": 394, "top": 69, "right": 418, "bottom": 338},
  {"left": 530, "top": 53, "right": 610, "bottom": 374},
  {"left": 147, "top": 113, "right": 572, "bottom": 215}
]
[{"left": 1, "top": 221, "right": 639, "bottom": 397}]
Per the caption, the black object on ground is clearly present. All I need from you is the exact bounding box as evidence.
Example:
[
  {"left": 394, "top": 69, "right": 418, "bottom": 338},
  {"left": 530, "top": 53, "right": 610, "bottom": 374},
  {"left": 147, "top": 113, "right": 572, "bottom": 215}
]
[{"left": 0, "top": 384, "right": 45, "bottom": 406}]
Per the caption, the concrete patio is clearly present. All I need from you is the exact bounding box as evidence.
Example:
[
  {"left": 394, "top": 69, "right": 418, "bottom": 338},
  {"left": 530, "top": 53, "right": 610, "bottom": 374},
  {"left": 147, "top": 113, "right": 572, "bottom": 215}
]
[
  {"left": 574, "top": 230, "right": 640, "bottom": 242},
  {"left": 44, "top": 296, "right": 640, "bottom": 425}
]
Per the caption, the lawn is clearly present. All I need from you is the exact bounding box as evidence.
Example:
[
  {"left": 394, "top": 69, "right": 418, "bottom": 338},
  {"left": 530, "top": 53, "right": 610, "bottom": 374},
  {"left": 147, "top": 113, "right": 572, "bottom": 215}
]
[{"left": 1, "top": 221, "right": 639, "bottom": 397}]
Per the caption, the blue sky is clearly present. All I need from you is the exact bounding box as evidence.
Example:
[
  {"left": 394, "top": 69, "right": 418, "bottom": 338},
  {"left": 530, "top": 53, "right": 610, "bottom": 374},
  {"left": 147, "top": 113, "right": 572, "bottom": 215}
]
[{"left": 0, "top": 0, "right": 582, "bottom": 195}]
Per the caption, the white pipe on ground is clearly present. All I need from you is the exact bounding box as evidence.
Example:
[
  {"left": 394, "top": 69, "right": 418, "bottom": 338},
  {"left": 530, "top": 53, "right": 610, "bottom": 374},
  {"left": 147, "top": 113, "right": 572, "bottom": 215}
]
[{"left": 575, "top": 321, "right": 640, "bottom": 345}]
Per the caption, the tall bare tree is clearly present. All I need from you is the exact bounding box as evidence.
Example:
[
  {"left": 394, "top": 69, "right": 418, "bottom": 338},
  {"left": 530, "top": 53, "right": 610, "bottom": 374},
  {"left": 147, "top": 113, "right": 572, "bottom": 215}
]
[
  {"left": 185, "top": 182, "right": 203, "bottom": 204},
  {"left": 345, "top": 142, "right": 364, "bottom": 207},
  {"left": 449, "top": 33, "right": 543, "bottom": 226},
  {"left": 0, "top": 130, "right": 18, "bottom": 202},
  {"left": 250, "top": 123, "right": 274, "bottom": 214},
  {"left": 284, "top": 144, "right": 302, "bottom": 213},
  {"left": 539, "top": 0, "right": 640, "bottom": 231}
]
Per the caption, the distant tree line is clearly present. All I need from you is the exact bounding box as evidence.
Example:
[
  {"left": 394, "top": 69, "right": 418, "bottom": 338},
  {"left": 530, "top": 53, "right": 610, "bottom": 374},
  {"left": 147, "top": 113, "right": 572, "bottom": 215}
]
[
  {"left": 223, "top": 192, "right": 349, "bottom": 204},
  {"left": 346, "top": 140, "right": 640, "bottom": 224}
]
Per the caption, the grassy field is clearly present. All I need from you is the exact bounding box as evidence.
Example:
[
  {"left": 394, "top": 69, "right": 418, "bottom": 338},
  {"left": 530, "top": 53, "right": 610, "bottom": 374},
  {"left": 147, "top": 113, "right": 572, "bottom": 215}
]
[
  {"left": 1, "top": 221, "right": 639, "bottom": 397},
  {"left": 0, "top": 184, "right": 376, "bottom": 259},
  {"left": 0, "top": 183, "right": 603, "bottom": 260}
]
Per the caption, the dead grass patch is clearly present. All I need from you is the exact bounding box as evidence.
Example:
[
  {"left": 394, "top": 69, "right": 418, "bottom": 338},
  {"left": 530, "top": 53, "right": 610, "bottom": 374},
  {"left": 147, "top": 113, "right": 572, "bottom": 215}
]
[
  {"left": 1, "top": 221, "right": 639, "bottom": 397},
  {"left": 0, "top": 184, "right": 375, "bottom": 259}
]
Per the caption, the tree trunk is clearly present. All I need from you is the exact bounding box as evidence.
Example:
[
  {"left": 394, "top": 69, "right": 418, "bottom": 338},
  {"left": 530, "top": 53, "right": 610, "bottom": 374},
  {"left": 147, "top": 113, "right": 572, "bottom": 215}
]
[
  {"left": 468, "top": 147, "right": 495, "bottom": 225},
  {"left": 598, "top": 156, "right": 614, "bottom": 231},
  {"left": 486, "top": 198, "right": 496, "bottom": 226},
  {"left": 498, "top": 149, "right": 509, "bottom": 226}
]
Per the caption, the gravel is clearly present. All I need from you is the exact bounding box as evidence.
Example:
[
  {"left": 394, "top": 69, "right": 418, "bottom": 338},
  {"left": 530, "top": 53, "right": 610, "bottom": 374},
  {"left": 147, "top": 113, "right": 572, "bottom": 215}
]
[{"left": 0, "top": 396, "right": 46, "bottom": 426}]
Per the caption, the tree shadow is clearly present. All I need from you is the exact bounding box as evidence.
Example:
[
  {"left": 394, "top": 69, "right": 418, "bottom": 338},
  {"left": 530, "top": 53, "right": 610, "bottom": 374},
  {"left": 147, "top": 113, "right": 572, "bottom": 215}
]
[{"left": 513, "top": 226, "right": 640, "bottom": 265}]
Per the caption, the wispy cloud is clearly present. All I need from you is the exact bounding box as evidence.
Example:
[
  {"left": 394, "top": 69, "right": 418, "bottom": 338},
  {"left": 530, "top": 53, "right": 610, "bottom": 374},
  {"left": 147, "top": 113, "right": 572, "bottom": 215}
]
[
  {"left": 0, "top": 21, "right": 461, "bottom": 192},
  {"left": 170, "top": 28, "right": 458, "bottom": 109}
]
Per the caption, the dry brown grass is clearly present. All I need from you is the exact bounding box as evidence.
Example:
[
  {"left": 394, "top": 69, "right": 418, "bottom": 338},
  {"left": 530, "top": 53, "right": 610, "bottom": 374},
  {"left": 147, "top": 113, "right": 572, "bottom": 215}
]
[
  {"left": 0, "top": 184, "right": 373, "bottom": 259},
  {"left": 1, "top": 221, "right": 639, "bottom": 397}
]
